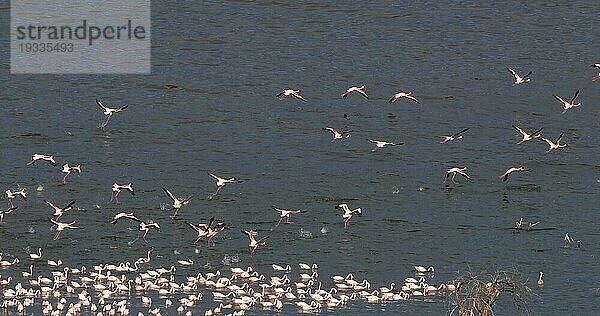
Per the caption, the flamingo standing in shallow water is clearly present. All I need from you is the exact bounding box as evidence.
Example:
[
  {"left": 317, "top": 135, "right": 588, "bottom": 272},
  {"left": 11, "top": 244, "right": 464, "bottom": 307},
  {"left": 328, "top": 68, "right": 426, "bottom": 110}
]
[
  {"left": 272, "top": 264, "right": 292, "bottom": 272},
  {"left": 136, "top": 250, "right": 152, "bottom": 265},
  {"left": 28, "top": 247, "right": 43, "bottom": 260},
  {"left": 414, "top": 266, "right": 435, "bottom": 274}
]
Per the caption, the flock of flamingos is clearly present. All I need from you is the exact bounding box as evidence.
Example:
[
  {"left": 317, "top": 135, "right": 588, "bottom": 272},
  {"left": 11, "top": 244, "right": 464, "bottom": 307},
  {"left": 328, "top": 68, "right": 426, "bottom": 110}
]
[{"left": 0, "top": 64, "right": 599, "bottom": 315}]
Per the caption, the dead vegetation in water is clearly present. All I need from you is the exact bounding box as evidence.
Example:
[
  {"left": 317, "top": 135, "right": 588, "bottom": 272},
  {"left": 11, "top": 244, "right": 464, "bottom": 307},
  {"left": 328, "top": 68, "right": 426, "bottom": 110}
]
[{"left": 448, "top": 268, "right": 536, "bottom": 316}]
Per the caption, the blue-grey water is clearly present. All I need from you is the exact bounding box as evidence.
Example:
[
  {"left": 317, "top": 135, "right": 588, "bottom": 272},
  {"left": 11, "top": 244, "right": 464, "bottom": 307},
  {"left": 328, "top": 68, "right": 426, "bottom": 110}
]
[{"left": 1, "top": 1, "right": 600, "bottom": 315}]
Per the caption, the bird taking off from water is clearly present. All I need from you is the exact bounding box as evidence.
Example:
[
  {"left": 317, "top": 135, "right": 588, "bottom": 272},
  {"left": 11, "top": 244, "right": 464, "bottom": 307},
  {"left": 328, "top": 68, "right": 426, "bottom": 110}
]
[
  {"left": 208, "top": 172, "right": 238, "bottom": 198},
  {"left": 111, "top": 183, "right": 134, "bottom": 203},
  {"left": 444, "top": 167, "right": 471, "bottom": 184},
  {"left": 61, "top": 164, "right": 81, "bottom": 184},
  {"left": 96, "top": 99, "right": 128, "bottom": 128},
  {"left": 337, "top": 203, "right": 362, "bottom": 229},
  {"left": 50, "top": 219, "right": 81, "bottom": 240},
  {"left": 273, "top": 207, "right": 307, "bottom": 226},
  {"left": 163, "top": 188, "right": 193, "bottom": 217},
  {"left": 242, "top": 230, "right": 268, "bottom": 255}
]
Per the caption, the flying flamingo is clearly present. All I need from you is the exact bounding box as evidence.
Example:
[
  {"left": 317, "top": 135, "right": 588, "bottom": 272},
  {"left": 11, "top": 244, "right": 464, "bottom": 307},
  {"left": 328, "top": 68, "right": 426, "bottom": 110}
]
[
  {"left": 499, "top": 166, "right": 529, "bottom": 182},
  {"left": 444, "top": 167, "right": 471, "bottom": 184},
  {"left": 276, "top": 89, "right": 307, "bottom": 102},
  {"left": 341, "top": 86, "right": 368, "bottom": 99},
  {"left": 242, "top": 230, "right": 268, "bottom": 255},
  {"left": 96, "top": 99, "right": 129, "bottom": 128},
  {"left": 507, "top": 68, "right": 532, "bottom": 86}
]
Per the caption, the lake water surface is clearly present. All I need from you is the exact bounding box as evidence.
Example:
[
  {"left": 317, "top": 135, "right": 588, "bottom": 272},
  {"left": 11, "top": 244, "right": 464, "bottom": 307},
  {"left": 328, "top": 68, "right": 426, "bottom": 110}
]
[{"left": 1, "top": 1, "right": 600, "bottom": 315}]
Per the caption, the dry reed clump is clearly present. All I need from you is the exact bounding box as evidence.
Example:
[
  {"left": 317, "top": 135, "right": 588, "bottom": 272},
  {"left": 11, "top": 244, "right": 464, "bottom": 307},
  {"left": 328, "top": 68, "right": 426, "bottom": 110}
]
[{"left": 448, "top": 269, "right": 536, "bottom": 316}]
